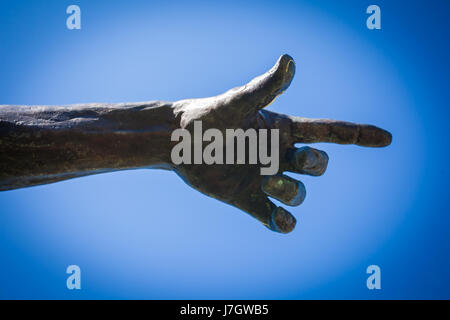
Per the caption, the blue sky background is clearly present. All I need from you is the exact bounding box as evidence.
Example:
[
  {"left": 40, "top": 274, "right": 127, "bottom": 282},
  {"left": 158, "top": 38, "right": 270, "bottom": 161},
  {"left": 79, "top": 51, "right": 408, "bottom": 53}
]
[{"left": 0, "top": 0, "right": 449, "bottom": 299}]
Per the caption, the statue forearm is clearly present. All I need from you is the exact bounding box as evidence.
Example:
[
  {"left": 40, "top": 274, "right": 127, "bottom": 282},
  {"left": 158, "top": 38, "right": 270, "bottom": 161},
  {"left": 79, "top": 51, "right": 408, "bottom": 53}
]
[
  {"left": 0, "top": 54, "right": 392, "bottom": 233},
  {"left": 0, "top": 101, "right": 178, "bottom": 190}
]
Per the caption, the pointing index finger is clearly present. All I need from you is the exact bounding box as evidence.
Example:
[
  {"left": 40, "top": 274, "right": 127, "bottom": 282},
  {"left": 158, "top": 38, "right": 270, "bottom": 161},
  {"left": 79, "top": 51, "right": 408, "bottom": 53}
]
[{"left": 290, "top": 117, "right": 392, "bottom": 147}]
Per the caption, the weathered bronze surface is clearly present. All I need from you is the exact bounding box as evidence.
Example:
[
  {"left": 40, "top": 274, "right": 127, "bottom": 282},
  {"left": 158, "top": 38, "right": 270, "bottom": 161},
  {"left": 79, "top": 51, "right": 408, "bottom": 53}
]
[{"left": 0, "top": 55, "right": 392, "bottom": 233}]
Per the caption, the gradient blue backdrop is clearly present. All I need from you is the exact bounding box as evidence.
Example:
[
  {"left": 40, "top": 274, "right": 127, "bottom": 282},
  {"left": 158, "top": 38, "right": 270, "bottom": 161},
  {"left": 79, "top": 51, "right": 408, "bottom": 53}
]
[{"left": 0, "top": 0, "right": 449, "bottom": 299}]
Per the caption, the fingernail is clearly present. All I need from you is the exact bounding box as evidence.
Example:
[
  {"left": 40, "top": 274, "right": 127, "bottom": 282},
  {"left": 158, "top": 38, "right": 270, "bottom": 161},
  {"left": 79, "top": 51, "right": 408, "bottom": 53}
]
[
  {"left": 293, "top": 147, "right": 328, "bottom": 176},
  {"left": 277, "top": 54, "right": 295, "bottom": 92},
  {"left": 262, "top": 175, "right": 306, "bottom": 206},
  {"left": 358, "top": 125, "right": 393, "bottom": 147},
  {"left": 268, "top": 207, "right": 297, "bottom": 234}
]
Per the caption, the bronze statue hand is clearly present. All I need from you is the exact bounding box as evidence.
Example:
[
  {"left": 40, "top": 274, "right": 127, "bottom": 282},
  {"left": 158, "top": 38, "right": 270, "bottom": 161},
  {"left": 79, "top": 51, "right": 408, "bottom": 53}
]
[
  {"left": 170, "top": 54, "right": 392, "bottom": 233},
  {"left": 0, "top": 54, "right": 391, "bottom": 234}
]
